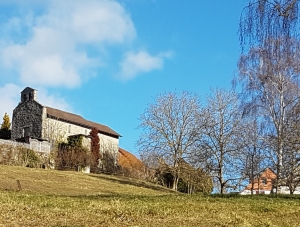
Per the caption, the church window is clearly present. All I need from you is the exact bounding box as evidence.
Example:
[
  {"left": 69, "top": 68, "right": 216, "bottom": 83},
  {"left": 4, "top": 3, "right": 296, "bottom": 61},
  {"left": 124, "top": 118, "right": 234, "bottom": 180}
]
[{"left": 68, "top": 125, "right": 71, "bottom": 133}]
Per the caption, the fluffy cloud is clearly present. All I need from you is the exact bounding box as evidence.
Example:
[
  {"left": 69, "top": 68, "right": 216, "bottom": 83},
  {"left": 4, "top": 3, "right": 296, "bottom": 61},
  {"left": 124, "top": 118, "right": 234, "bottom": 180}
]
[
  {"left": 0, "top": 84, "right": 22, "bottom": 120},
  {"left": 0, "top": 84, "right": 72, "bottom": 123},
  {"left": 0, "top": 0, "right": 136, "bottom": 88},
  {"left": 35, "top": 88, "right": 73, "bottom": 113},
  {"left": 119, "top": 50, "right": 172, "bottom": 80}
]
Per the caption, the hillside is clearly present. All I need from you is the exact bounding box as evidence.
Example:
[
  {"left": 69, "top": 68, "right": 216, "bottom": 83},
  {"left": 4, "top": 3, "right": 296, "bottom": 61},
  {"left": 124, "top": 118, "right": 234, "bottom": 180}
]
[
  {"left": 0, "top": 165, "right": 171, "bottom": 196},
  {"left": 1, "top": 165, "right": 300, "bottom": 227}
]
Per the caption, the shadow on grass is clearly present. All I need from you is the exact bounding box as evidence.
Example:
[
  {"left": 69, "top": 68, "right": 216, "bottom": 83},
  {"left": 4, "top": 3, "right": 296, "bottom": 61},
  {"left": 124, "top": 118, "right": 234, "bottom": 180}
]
[
  {"left": 209, "top": 193, "right": 300, "bottom": 200},
  {"left": 66, "top": 193, "right": 175, "bottom": 202},
  {"left": 0, "top": 188, "right": 177, "bottom": 203},
  {"left": 87, "top": 173, "right": 176, "bottom": 194}
]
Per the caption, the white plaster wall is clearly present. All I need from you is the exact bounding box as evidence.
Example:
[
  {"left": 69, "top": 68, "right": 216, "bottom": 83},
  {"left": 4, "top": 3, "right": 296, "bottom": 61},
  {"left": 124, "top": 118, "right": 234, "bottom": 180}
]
[
  {"left": 240, "top": 190, "right": 272, "bottom": 195},
  {"left": 42, "top": 118, "right": 90, "bottom": 142},
  {"left": 82, "top": 136, "right": 91, "bottom": 151},
  {"left": 42, "top": 117, "right": 119, "bottom": 157},
  {"left": 241, "top": 187, "right": 300, "bottom": 195},
  {"left": 278, "top": 186, "right": 300, "bottom": 195},
  {"left": 99, "top": 134, "right": 119, "bottom": 154}
]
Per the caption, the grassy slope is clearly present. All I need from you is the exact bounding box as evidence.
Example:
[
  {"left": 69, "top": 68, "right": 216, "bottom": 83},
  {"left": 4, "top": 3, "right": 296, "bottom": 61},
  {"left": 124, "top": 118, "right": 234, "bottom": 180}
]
[{"left": 1, "top": 165, "right": 300, "bottom": 227}]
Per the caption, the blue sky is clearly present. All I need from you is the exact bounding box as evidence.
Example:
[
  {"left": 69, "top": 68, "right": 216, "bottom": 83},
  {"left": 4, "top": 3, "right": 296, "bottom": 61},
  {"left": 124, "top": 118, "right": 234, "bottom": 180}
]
[{"left": 0, "top": 0, "right": 247, "bottom": 155}]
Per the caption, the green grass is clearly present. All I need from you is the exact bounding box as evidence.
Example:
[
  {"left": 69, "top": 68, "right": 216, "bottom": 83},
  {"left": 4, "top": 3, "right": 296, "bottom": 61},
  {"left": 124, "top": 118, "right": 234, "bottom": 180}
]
[{"left": 1, "top": 165, "right": 300, "bottom": 226}]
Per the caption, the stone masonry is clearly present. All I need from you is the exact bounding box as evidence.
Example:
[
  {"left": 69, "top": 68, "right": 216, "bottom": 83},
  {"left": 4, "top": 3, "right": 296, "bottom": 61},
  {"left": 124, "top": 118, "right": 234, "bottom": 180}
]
[{"left": 11, "top": 88, "right": 44, "bottom": 140}]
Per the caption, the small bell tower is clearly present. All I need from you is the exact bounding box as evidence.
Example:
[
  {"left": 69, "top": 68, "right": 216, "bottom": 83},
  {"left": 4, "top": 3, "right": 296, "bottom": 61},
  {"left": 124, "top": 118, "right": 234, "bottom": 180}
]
[{"left": 21, "top": 87, "right": 37, "bottom": 103}]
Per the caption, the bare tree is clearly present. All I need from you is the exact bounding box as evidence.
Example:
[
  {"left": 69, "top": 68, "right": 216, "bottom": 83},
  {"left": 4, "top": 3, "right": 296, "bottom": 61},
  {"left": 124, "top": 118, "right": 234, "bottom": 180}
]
[
  {"left": 43, "top": 117, "right": 68, "bottom": 146},
  {"left": 199, "top": 89, "right": 244, "bottom": 194},
  {"left": 240, "top": 0, "right": 300, "bottom": 51},
  {"left": 178, "top": 160, "right": 213, "bottom": 194},
  {"left": 137, "top": 92, "right": 202, "bottom": 191},
  {"left": 239, "top": 119, "right": 269, "bottom": 194},
  {"left": 237, "top": 38, "right": 300, "bottom": 193},
  {"left": 98, "top": 141, "right": 119, "bottom": 173},
  {"left": 282, "top": 148, "right": 300, "bottom": 194},
  {"left": 281, "top": 105, "right": 300, "bottom": 193}
]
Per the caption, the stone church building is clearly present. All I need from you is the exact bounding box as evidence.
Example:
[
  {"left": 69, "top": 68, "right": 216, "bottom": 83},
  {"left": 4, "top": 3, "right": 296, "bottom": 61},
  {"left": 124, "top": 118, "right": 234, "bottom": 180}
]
[{"left": 11, "top": 87, "right": 120, "bottom": 164}]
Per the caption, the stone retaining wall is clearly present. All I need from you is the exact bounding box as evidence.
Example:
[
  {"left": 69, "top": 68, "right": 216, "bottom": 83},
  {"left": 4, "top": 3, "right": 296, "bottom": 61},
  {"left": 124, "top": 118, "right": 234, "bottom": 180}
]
[{"left": 0, "top": 139, "right": 51, "bottom": 154}]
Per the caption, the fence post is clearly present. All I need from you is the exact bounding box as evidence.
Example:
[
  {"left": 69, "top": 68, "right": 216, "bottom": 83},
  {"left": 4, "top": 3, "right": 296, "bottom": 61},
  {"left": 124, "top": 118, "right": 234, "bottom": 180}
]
[{"left": 16, "top": 180, "right": 22, "bottom": 191}]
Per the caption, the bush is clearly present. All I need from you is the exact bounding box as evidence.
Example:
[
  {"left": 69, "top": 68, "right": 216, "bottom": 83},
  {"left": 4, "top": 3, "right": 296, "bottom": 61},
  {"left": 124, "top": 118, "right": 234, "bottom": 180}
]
[
  {"left": 57, "top": 135, "right": 92, "bottom": 171},
  {"left": 0, "top": 144, "right": 14, "bottom": 165},
  {"left": 17, "top": 148, "right": 41, "bottom": 168},
  {"left": 0, "top": 144, "right": 44, "bottom": 168},
  {"left": 0, "top": 129, "right": 11, "bottom": 140}
]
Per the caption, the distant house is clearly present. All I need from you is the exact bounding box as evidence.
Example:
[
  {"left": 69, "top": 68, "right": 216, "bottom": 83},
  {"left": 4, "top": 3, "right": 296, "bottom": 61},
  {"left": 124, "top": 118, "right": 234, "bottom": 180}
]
[
  {"left": 240, "top": 168, "right": 276, "bottom": 195},
  {"left": 240, "top": 168, "right": 300, "bottom": 195},
  {"left": 11, "top": 87, "right": 121, "bottom": 166}
]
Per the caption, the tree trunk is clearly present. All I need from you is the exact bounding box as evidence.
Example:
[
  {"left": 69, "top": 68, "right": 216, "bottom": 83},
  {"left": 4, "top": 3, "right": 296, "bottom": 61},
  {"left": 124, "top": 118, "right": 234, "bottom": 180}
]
[
  {"left": 173, "top": 175, "right": 179, "bottom": 191},
  {"left": 251, "top": 153, "right": 254, "bottom": 195},
  {"left": 276, "top": 85, "right": 285, "bottom": 194}
]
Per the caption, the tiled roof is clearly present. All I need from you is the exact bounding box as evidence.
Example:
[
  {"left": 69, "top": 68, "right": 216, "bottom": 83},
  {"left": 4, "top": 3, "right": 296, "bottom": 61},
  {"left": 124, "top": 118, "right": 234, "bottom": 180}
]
[
  {"left": 118, "top": 148, "right": 144, "bottom": 171},
  {"left": 46, "top": 107, "right": 120, "bottom": 138},
  {"left": 244, "top": 168, "right": 277, "bottom": 191}
]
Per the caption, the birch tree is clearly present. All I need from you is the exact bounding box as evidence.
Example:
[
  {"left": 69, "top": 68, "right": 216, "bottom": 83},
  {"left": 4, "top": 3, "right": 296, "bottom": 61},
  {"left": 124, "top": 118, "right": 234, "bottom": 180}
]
[
  {"left": 281, "top": 104, "right": 300, "bottom": 193},
  {"left": 137, "top": 92, "right": 202, "bottom": 191},
  {"left": 240, "top": 0, "right": 300, "bottom": 51},
  {"left": 237, "top": 38, "right": 300, "bottom": 192}
]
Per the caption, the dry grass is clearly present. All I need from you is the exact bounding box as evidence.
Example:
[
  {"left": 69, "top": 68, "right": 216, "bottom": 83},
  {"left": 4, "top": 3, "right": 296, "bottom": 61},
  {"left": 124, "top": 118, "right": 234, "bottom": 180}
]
[
  {"left": 1, "top": 165, "right": 300, "bottom": 227},
  {"left": 0, "top": 165, "right": 171, "bottom": 196}
]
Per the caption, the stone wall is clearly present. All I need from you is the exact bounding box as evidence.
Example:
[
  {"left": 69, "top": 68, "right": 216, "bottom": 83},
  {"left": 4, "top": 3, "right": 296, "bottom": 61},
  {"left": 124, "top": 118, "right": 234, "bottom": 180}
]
[
  {"left": 0, "top": 138, "right": 51, "bottom": 154},
  {"left": 0, "top": 139, "right": 30, "bottom": 150},
  {"left": 11, "top": 100, "right": 44, "bottom": 140}
]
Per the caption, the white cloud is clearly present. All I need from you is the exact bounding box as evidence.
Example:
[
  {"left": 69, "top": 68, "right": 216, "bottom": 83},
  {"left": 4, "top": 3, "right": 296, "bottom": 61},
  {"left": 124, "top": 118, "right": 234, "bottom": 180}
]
[
  {"left": 119, "top": 50, "right": 172, "bottom": 80},
  {"left": 0, "top": 84, "right": 72, "bottom": 122},
  {"left": 36, "top": 88, "right": 73, "bottom": 112},
  {"left": 68, "top": 0, "right": 135, "bottom": 44},
  {"left": 0, "top": 84, "right": 22, "bottom": 120},
  {"left": 0, "top": 0, "right": 136, "bottom": 88}
]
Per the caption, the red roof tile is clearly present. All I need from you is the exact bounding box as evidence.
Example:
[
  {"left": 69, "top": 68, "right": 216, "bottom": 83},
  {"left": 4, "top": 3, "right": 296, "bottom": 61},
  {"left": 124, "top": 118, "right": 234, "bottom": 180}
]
[
  {"left": 118, "top": 148, "right": 144, "bottom": 171},
  {"left": 244, "top": 168, "right": 277, "bottom": 191}
]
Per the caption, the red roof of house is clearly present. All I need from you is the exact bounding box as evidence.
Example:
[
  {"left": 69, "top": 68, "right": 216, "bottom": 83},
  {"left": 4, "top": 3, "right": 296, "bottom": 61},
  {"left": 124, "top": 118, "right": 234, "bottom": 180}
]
[
  {"left": 245, "top": 168, "right": 277, "bottom": 191},
  {"left": 46, "top": 107, "right": 120, "bottom": 138},
  {"left": 118, "top": 148, "right": 144, "bottom": 171}
]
